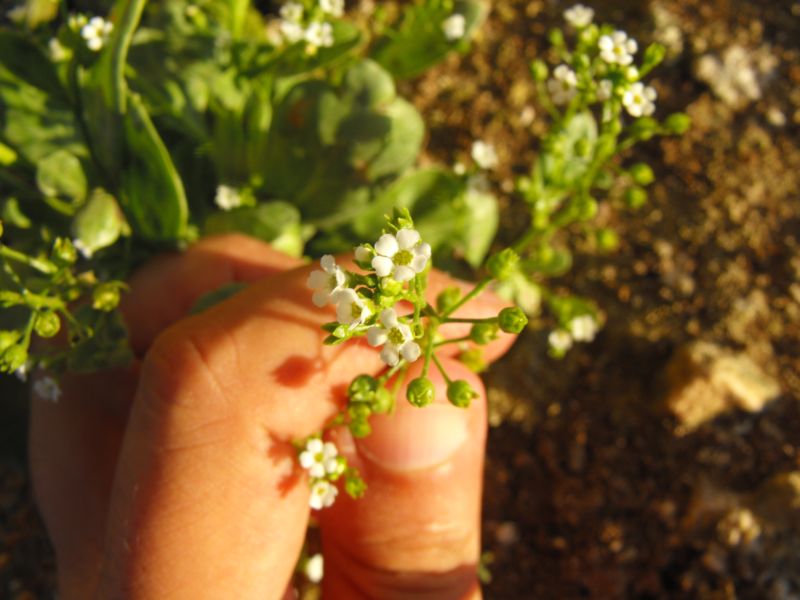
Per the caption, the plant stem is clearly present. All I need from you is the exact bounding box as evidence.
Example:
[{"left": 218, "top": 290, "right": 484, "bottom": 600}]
[
  {"left": 0, "top": 245, "right": 57, "bottom": 275},
  {"left": 431, "top": 353, "right": 451, "bottom": 384},
  {"left": 111, "top": 0, "right": 148, "bottom": 114},
  {"left": 442, "top": 277, "right": 492, "bottom": 318}
]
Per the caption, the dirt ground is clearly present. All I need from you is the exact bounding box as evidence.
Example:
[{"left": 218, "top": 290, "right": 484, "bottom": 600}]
[{"left": 2, "top": 0, "right": 800, "bottom": 598}]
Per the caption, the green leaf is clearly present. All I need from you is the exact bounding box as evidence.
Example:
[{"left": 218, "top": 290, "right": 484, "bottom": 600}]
[
  {"left": 118, "top": 94, "right": 189, "bottom": 241},
  {"left": 341, "top": 59, "right": 396, "bottom": 108},
  {"left": 364, "top": 98, "right": 424, "bottom": 180},
  {"left": 204, "top": 202, "right": 305, "bottom": 257},
  {"left": 36, "top": 150, "right": 88, "bottom": 203},
  {"left": 190, "top": 282, "right": 248, "bottom": 315},
  {"left": 71, "top": 189, "right": 129, "bottom": 255}
]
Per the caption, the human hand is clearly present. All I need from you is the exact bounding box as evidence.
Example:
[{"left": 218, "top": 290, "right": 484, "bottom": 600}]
[{"left": 29, "top": 234, "right": 514, "bottom": 599}]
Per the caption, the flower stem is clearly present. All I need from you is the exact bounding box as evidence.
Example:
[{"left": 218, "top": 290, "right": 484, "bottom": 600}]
[
  {"left": 442, "top": 277, "right": 492, "bottom": 318},
  {"left": 0, "top": 245, "right": 57, "bottom": 275}
]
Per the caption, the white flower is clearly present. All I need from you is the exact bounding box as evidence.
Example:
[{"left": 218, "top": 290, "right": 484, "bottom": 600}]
[
  {"left": 546, "top": 64, "right": 578, "bottom": 105},
  {"left": 564, "top": 4, "right": 594, "bottom": 28},
  {"left": 279, "top": 19, "right": 305, "bottom": 43},
  {"left": 319, "top": 0, "right": 345, "bottom": 18},
  {"left": 331, "top": 288, "right": 371, "bottom": 328},
  {"left": 442, "top": 13, "right": 466, "bottom": 40},
  {"left": 305, "top": 553, "right": 324, "bottom": 583},
  {"left": 371, "top": 229, "right": 431, "bottom": 282},
  {"left": 548, "top": 329, "right": 573, "bottom": 353},
  {"left": 367, "top": 308, "right": 421, "bottom": 367},
  {"left": 279, "top": 1, "right": 303, "bottom": 22},
  {"left": 307, "top": 255, "right": 346, "bottom": 307},
  {"left": 597, "top": 79, "right": 614, "bottom": 101},
  {"left": 305, "top": 21, "right": 334, "bottom": 48},
  {"left": 471, "top": 140, "right": 499, "bottom": 170},
  {"left": 598, "top": 30, "right": 637, "bottom": 66},
  {"left": 354, "top": 245, "right": 372, "bottom": 263},
  {"left": 299, "top": 438, "right": 342, "bottom": 479},
  {"left": 309, "top": 479, "right": 338, "bottom": 510},
  {"left": 569, "top": 314, "right": 598, "bottom": 342},
  {"left": 81, "top": 16, "right": 113, "bottom": 52},
  {"left": 622, "top": 82, "right": 657, "bottom": 117},
  {"left": 214, "top": 185, "right": 242, "bottom": 211},
  {"left": 33, "top": 376, "right": 61, "bottom": 402}
]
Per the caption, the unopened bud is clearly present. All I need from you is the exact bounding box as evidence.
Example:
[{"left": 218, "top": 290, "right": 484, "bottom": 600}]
[
  {"left": 486, "top": 248, "right": 520, "bottom": 281},
  {"left": 498, "top": 306, "right": 528, "bottom": 334},
  {"left": 34, "top": 312, "right": 60, "bottom": 338},
  {"left": 436, "top": 286, "right": 462, "bottom": 314},
  {"left": 470, "top": 322, "right": 499, "bottom": 345},
  {"left": 664, "top": 112, "right": 691, "bottom": 134},
  {"left": 92, "top": 283, "right": 121, "bottom": 312},
  {"left": 629, "top": 163, "right": 654, "bottom": 186},
  {"left": 447, "top": 379, "right": 478, "bottom": 408},
  {"left": 406, "top": 376, "right": 435, "bottom": 407}
]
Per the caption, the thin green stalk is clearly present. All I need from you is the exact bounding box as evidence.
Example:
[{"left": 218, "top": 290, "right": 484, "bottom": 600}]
[
  {"left": 431, "top": 354, "right": 451, "bottom": 384},
  {"left": 442, "top": 277, "right": 491, "bottom": 318},
  {"left": 0, "top": 246, "right": 57, "bottom": 275},
  {"left": 434, "top": 335, "right": 471, "bottom": 348},
  {"left": 110, "top": 0, "right": 148, "bottom": 114}
]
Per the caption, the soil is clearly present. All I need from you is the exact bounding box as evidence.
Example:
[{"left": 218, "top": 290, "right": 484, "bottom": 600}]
[{"left": 2, "top": 0, "right": 799, "bottom": 598}]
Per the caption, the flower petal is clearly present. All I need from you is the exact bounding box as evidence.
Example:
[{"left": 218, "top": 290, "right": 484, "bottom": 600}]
[
  {"left": 367, "top": 327, "right": 387, "bottom": 347},
  {"left": 307, "top": 270, "right": 328, "bottom": 290},
  {"left": 380, "top": 345, "right": 400, "bottom": 366},
  {"left": 354, "top": 245, "right": 372, "bottom": 262},
  {"left": 372, "top": 255, "right": 394, "bottom": 277},
  {"left": 410, "top": 253, "right": 429, "bottom": 273},
  {"left": 312, "top": 290, "right": 330, "bottom": 307},
  {"left": 400, "top": 341, "right": 421, "bottom": 362},
  {"left": 320, "top": 255, "right": 336, "bottom": 273},
  {"left": 396, "top": 228, "right": 420, "bottom": 250},
  {"left": 374, "top": 233, "right": 399, "bottom": 257},
  {"left": 394, "top": 265, "right": 415, "bottom": 282},
  {"left": 380, "top": 308, "right": 398, "bottom": 329}
]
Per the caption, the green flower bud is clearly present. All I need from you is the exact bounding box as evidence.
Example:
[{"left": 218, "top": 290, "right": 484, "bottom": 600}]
[
  {"left": 641, "top": 42, "right": 666, "bottom": 73},
  {"left": 629, "top": 117, "right": 658, "bottom": 141},
  {"left": 379, "top": 277, "right": 403, "bottom": 297},
  {"left": 349, "top": 418, "right": 372, "bottom": 438},
  {"left": 372, "top": 386, "right": 394, "bottom": 414},
  {"left": 470, "top": 322, "right": 499, "bottom": 345},
  {"left": 92, "top": 283, "right": 121, "bottom": 312},
  {"left": 530, "top": 59, "right": 548, "bottom": 82},
  {"left": 2, "top": 344, "right": 26, "bottom": 371},
  {"left": 348, "top": 374, "right": 378, "bottom": 403},
  {"left": 548, "top": 28, "right": 565, "bottom": 48},
  {"left": 595, "top": 228, "right": 620, "bottom": 253},
  {"left": 575, "top": 138, "right": 592, "bottom": 158},
  {"left": 52, "top": 237, "right": 77, "bottom": 265},
  {"left": 486, "top": 248, "right": 520, "bottom": 281},
  {"left": 629, "top": 163, "right": 655, "bottom": 186},
  {"left": 575, "top": 196, "right": 598, "bottom": 221},
  {"left": 624, "top": 186, "right": 648, "bottom": 209},
  {"left": 664, "top": 112, "right": 691, "bottom": 134},
  {"left": 458, "top": 348, "right": 487, "bottom": 373},
  {"left": 436, "top": 286, "right": 462, "bottom": 314},
  {"left": 34, "top": 312, "right": 61, "bottom": 338},
  {"left": 344, "top": 468, "right": 367, "bottom": 498},
  {"left": 447, "top": 379, "right": 478, "bottom": 408},
  {"left": 406, "top": 376, "right": 435, "bottom": 407},
  {"left": 498, "top": 306, "right": 528, "bottom": 334},
  {"left": 348, "top": 403, "right": 371, "bottom": 421}
]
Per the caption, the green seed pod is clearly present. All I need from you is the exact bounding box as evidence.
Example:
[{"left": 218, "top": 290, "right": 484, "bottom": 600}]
[
  {"left": 629, "top": 163, "right": 655, "bottom": 186},
  {"left": 530, "top": 59, "right": 549, "bottom": 82},
  {"left": 595, "top": 228, "right": 620, "bottom": 253},
  {"left": 498, "top": 306, "right": 528, "bottom": 334},
  {"left": 436, "top": 286, "right": 462, "bottom": 314},
  {"left": 470, "top": 322, "right": 499, "bottom": 345},
  {"left": 348, "top": 374, "right": 378, "bottom": 403},
  {"left": 641, "top": 42, "right": 666, "bottom": 73},
  {"left": 548, "top": 28, "right": 565, "bottom": 48},
  {"left": 664, "top": 112, "right": 691, "bottom": 135},
  {"left": 34, "top": 312, "right": 61, "bottom": 338},
  {"left": 406, "top": 376, "right": 435, "bottom": 407},
  {"left": 486, "top": 248, "right": 520, "bottom": 281},
  {"left": 624, "top": 186, "right": 648, "bottom": 209},
  {"left": 575, "top": 196, "right": 598, "bottom": 221},
  {"left": 92, "top": 283, "right": 121, "bottom": 312},
  {"left": 447, "top": 379, "right": 478, "bottom": 408}
]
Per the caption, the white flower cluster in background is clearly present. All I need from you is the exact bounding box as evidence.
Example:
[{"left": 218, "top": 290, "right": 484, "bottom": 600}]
[
  {"left": 275, "top": 1, "right": 340, "bottom": 50},
  {"left": 306, "top": 226, "right": 431, "bottom": 367},
  {"left": 299, "top": 437, "right": 345, "bottom": 509},
  {"left": 214, "top": 184, "right": 243, "bottom": 211},
  {"left": 547, "top": 64, "right": 578, "bottom": 106},
  {"left": 80, "top": 16, "right": 113, "bottom": 52},
  {"left": 442, "top": 13, "right": 466, "bottom": 41},
  {"left": 564, "top": 4, "right": 594, "bottom": 29},
  {"left": 471, "top": 140, "right": 499, "bottom": 170},
  {"left": 548, "top": 314, "right": 599, "bottom": 355},
  {"left": 32, "top": 376, "right": 61, "bottom": 402}
]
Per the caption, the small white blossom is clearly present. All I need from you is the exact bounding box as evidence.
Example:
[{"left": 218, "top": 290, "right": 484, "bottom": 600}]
[
  {"left": 305, "top": 21, "right": 334, "bottom": 48},
  {"left": 563, "top": 4, "right": 594, "bottom": 28},
  {"left": 442, "top": 13, "right": 466, "bottom": 41},
  {"left": 214, "top": 185, "right": 242, "bottom": 211},
  {"left": 319, "top": 0, "right": 345, "bottom": 18},
  {"left": 279, "top": 19, "right": 305, "bottom": 43},
  {"left": 309, "top": 479, "right": 338, "bottom": 509},
  {"left": 548, "top": 329, "right": 573, "bottom": 353},
  {"left": 371, "top": 229, "right": 430, "bottom": 282},
  {"left": 453, "top": 161, "right": 467, "bottom": 175},
  {"left": 569, "top": 314, "right": 599, "bottom": 342},
  {"left": 367, "top": 308, "right": 421, "bottom": 366},
  {"left": 331, "top": 288, "right": 371, "bottom": 328},
  {"left": 81, "top": 16, "right": 113, "bottom": 52},
  {"left": 597, "top": 79, "right": 614, "bottom": 101},
  {"left": 622, "top": 82, "right": 657, "bottom": 117},
  {"left": 354, "top": 245, "right": 372, "bottom": 263},
  {"left": 598, "top": 30, "right": 637, "bottom": 66},
  {"left": 471, "top": 140, "right": 499, "bottom": 170},
  {"left": 305, "top": 553, "right": 324, "bottom": 583},
  {"left": 307, "top": 255, "right": 346, "bottom": 307},
  {"left": 280, "top": 1, "right": 303, "bottom": 22},
  {"left": 546, "top": 64, "right": 578, "bottom": 105},
  {"left": 33, "top": 376, "right": 61, "bottom": 402},
  {"left": 299, "top": 438, "right": 343, "bottom": 479}
]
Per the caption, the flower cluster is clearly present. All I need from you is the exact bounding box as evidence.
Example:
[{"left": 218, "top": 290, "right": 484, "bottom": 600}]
[
  {"left": 548, "top": 314, "right": 599, "bottom": 356},
  {"left": 68, "top": 15, "right": 113, "bottom": 52},
  {"left": 298, "top": 437, "right": 345, "bottom": 509},
  {"left": 275, "top": 1, "right": 342, "bottom": 52},
  {"left": 442, "top": 12, "right": 467, "bottom": 41},
  {"left": 540, "top": 5, "right": 660, "bottom": 119}
]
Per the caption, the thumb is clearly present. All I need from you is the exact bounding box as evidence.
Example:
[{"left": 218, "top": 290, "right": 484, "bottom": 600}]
[{"left": 318, "top": 358, "right": 486, "bottom": 599}]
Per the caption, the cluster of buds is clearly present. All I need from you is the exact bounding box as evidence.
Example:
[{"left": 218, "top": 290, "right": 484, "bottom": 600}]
[
  {"left": 533, "top": 4, "right": 664, "bottom": 119},
  {"left": 273, "top": 0, "right": 344, "bottom": 53}
]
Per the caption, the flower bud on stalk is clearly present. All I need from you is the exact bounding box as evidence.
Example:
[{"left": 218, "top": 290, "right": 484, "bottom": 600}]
[
  {"left": 447, "top": 379, "right": 478, "bottom": 408},
  {"left": 498, "top": 307, "right": 528, "bottom": 334},
  {"left": 406, "top": 376, "right": 435, "bottom": 407}
]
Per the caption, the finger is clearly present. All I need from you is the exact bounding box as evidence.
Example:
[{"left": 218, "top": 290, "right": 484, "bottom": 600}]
[
  {"left": 122, "top": 233, "right": 303, "bottom": 355},
  {"left": 98, "top": 264, "right": 385, "bottom": 599},
  {"left": 318, "top": 358, "right": 486, "bottom": 599}
]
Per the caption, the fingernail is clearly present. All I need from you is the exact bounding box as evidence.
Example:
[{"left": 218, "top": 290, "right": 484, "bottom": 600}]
[{"left": 357, "top": 397, "right": 471, "bottom": 472}]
